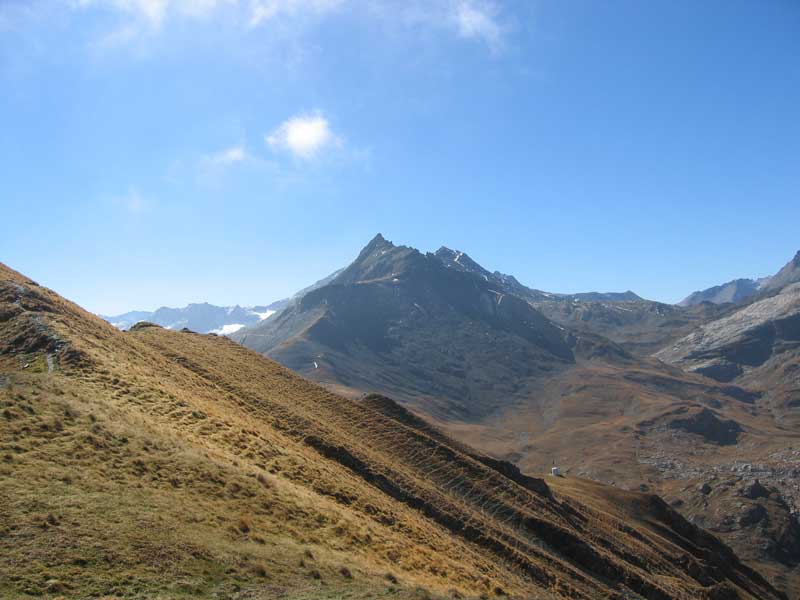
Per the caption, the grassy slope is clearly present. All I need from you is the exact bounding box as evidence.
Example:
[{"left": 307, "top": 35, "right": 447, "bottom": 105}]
[{"left": 0, "top": 263, "right": 784, "bottom": 600}]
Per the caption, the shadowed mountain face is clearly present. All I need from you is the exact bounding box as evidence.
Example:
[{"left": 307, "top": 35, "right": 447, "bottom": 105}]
[
  {"left": 235, "top": 234, "right": 623, "bottom": 421},
  {"left": 0, "top": 261, "right": 785, "bottom": 600}
]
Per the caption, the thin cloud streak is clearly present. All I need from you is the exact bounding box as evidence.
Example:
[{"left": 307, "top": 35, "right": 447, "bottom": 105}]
[{"left": 68, "top": 0, "right": 507, "bottom": 50}]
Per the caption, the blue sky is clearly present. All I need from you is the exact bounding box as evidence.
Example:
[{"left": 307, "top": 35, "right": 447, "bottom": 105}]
[{"left": 1, "top": 1, "right": 798, "bottom": 314}]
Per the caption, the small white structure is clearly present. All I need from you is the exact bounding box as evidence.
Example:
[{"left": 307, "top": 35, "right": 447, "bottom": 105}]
[{"left": 551, "top": 466, "right": 560, "bottom": 476}]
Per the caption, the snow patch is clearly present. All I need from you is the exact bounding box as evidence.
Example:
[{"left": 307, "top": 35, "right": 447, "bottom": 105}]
[
  {"left": 252, "top": 309, "right": 276, "bottom": 321},
  {"left": 210, "top": 323, "right": 246, "bottom": 335}
]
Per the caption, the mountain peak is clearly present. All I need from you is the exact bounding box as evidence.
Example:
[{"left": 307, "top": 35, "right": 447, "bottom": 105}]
[
  {"left": 330, "top": 233, "right": 419, "bottom": 285},
  {"left": 354, "top": 233, "right": 395, "bottom": 260},
  {"left": 366, "top": 232, "right": 392, "bottom": 249}
]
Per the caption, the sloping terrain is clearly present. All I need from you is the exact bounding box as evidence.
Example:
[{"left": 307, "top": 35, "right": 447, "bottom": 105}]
[{"left": 1, "top": 261, "right": 786, "bottom": 599}]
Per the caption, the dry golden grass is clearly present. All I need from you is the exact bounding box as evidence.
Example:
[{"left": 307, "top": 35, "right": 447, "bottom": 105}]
[{"left": 0, "top": 263, "right": 785, "bottom": 600}]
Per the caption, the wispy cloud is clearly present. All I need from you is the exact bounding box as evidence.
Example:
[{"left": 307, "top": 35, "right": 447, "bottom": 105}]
[
  {"left": 73, "top": 0, "right": 340, "bottom": 31},
  {"left": 452, "top": 1, "right": 503, "bottom": 51},
  {"left": 196, "top": 144, "right": 252, "bottom": 183},
  {"left": 74, "top": 0, "right": 233, "bottom": 30},
  {"left": 248, "top": 0, "right": 342, "bottom": 28},
  {"left": 205, "top": 145, "right": 248, "bottom": 166},
  {"left": 68, "top": 0, "right": 508, "bottom": 50},
  {"left": 112, "top": 187, "right": 152, "bottom": 215},
  {"left": 266, "top": 113, "right": 338, "bottom": 160}
]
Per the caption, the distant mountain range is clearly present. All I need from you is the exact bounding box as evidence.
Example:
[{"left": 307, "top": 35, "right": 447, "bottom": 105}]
[
  {"left": 100, "top": 266, "right": 345, "bottom": 335},
  {"left": 101, "top": 301, "right": 287, "bottom": 334}
]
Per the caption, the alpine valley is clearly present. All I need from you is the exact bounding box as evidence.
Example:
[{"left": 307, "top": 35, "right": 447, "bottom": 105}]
[{"left": 235, "top": 235, "right": 800, "bottom": 597}]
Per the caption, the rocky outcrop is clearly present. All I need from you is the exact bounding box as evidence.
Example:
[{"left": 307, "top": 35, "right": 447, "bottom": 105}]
[
  {"left": 128, "top": 321, "right": 163, "bottom": 331},
  {"left": 668, "top": 408, "right": 742, "bottom": 445}
]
